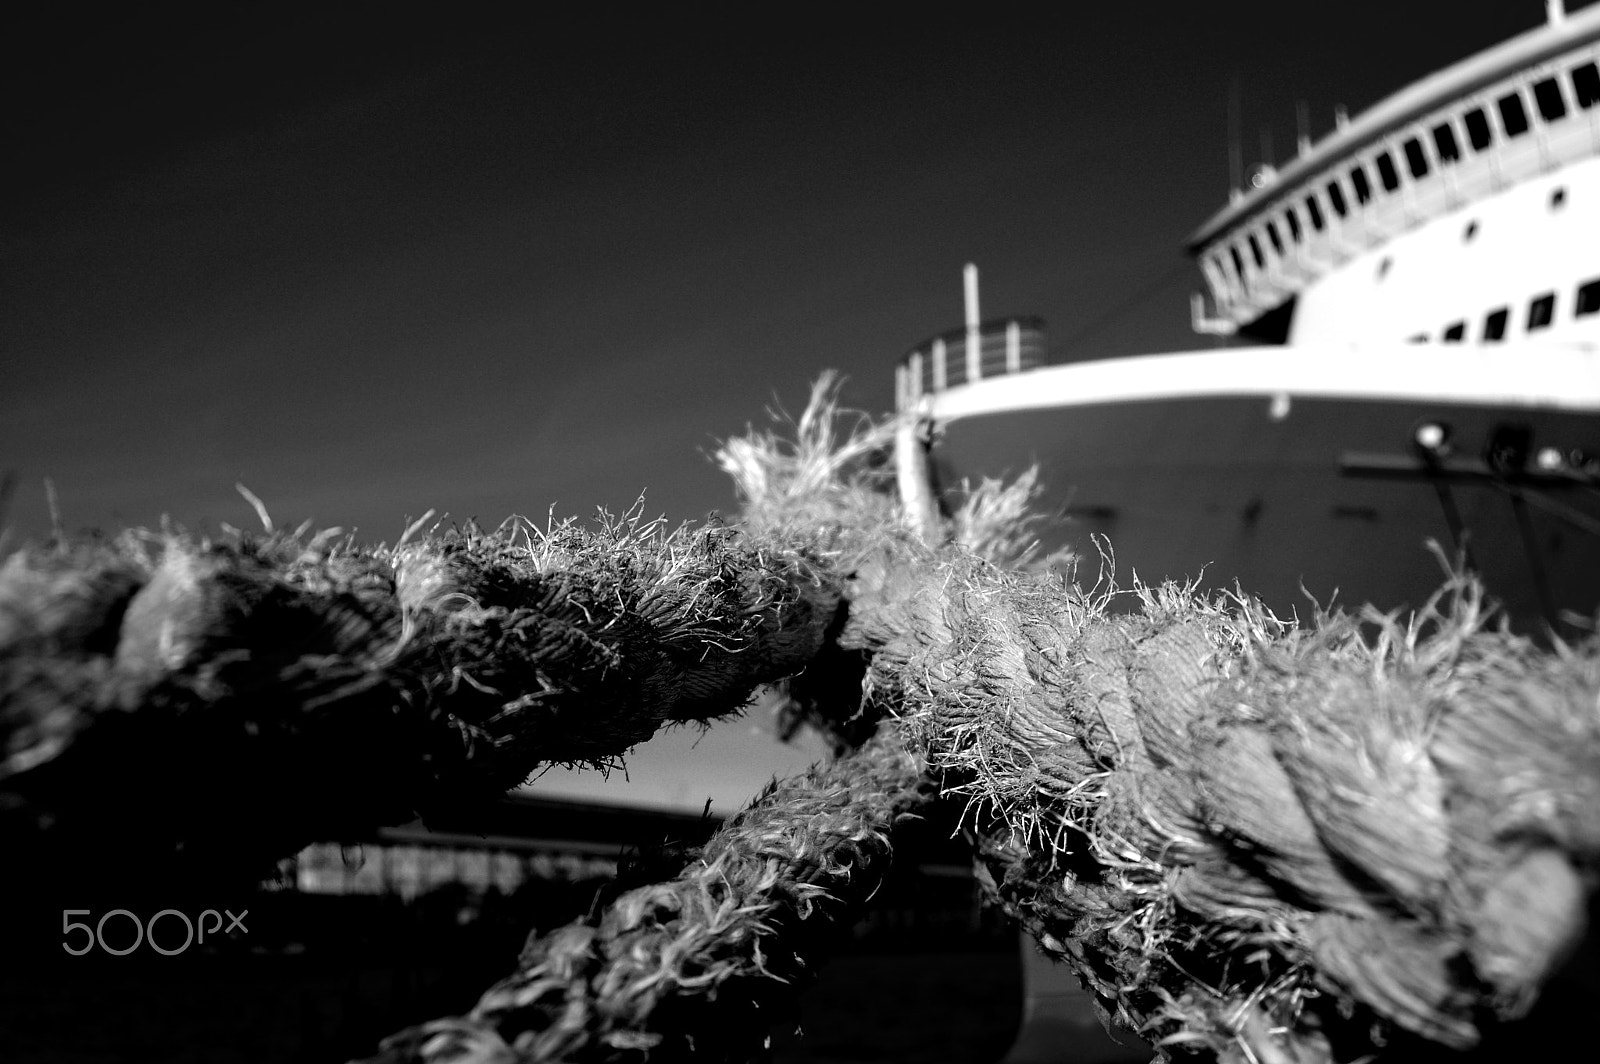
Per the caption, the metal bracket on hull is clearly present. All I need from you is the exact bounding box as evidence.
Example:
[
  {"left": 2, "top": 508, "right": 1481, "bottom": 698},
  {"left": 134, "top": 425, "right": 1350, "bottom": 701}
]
[
  {"left": 1340, "top": 451, "right": 1600, "bottom": 533},
  {"left": 1341, "top": 449, "right": 1600, "bottom": 632}
]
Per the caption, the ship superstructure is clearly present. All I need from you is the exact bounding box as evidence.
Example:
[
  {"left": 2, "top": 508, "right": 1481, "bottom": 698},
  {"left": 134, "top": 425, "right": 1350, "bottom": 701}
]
[
  {"left": 899, "top": 4, "right": 1600, "bottom": 637},
  {"left": 1190, "top": 2, "right": 1600, "bottom": 346}
]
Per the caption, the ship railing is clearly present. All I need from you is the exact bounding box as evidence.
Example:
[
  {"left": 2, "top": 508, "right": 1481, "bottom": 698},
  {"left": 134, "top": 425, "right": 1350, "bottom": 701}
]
[
  {"left": 896, "top": 316, "right": 1046, "bottom": 413},
  {"left": 919, "top": 341, "right": 1600, "bottom": 428},
  {"left": 1202, "top": 34, "right": 1600, "bottom": 329}
]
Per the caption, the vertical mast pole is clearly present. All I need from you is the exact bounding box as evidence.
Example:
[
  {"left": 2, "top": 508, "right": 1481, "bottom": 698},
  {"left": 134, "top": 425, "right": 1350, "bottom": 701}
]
[{"left": 964, "top": 262, "right": 981, "bottom": 383}]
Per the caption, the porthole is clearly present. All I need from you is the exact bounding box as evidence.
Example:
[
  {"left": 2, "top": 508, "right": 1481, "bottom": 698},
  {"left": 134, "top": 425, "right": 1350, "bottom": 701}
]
[
  {"left": 1533, "top": 77, "right": 1567, "bottom": 122},
  {"left": 1403, "top": 137, "right": 1430, "bottom": 179},
  {"left": 1349, "top": 165, "right": 1372, "bottom": 205},
  {"left": 1303, "top": 193, "right": 1325, "bottom": 230},
  {"left": 1573, "top": 61, "right": 1600, "bottom": 108},
  {"left": 1325, "top": 180, "right": 1348, "bottom": 217},
  {"left": 1375, "top": 151, "right": 1401, "bottom": 192},
  {"left": 1463, "top": 220, "right": 1480, "bottom": 242},
  {"left": 1528, "top": 292, "right": 1556, "bottom": 331},
  {"left": 1463, "top": 108, "right": 1493, "bottom": 150},
  {"left": 1576, "top": 278, "right": 1600, "bottom": 317},
  {"left": 1498, "top": 92, "right": 1530, "bottom": 138},
  {"left": 1431, "top": 122, "right": 1460, "bottom": 163}
]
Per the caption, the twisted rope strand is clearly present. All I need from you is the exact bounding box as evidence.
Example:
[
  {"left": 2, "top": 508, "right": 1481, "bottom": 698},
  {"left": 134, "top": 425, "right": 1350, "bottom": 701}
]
[
  {"left": 4, "top": 381, "right": 1596, "bottom": 1064},
  {"left": 362, "top": 726, "right": 930, "bottom": 1064},
  {"left": 0, "top": 514, "right": 840, "bottom": 884}
]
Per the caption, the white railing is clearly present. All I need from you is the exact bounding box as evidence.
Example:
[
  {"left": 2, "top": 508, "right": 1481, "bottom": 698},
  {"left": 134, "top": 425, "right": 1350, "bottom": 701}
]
[
  {"left": 919, "top": 341, "right": 1600, "bottom": 426},
  {"left": 1201, "top": 38, "right": 1600, "bottom": 329},
  {"left": 896, "top": 317, "right": 1047, "bottom": 412}
]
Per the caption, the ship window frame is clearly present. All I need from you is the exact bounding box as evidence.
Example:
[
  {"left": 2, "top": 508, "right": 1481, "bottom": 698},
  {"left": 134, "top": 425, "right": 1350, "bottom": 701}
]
[
  {"left": 1497, "top": 90, "right": 1531, "bottom": 138},
  {"left": 1375, "top": 150, "right": 1401, "bottom": 192},
  {"left": 1265, "top": 220, "right": 1284, "bottom": 255},
  {"left": 1483, "top": 307, "right": 1509, "bottom": 342},
  {"left": 1402, "top": 136, "right": 1430, "bottom": 179},
  {"left": 1431, "top": 121, "right": 1461, "bottom": 164},
  {"left": 1463, "top": 107, "right": 1493, "bottom": 151},
  {"left": 1572, "top": 61, "right": 1600, "bottom": 109},
  {"left": 1325, "top": 179, "right": 1349, "bottom": 217},
  {"left": 1248, "top": 232, "right": 1266, "bottom": 268},
  {"left": 1303, "top": 192, "right": 1326, "bottom": 230},
  {"left": 1283, "top": 205, "right": 1302, "bottom": 243},
  {"left": 1348, "top": 164, "right": 1372, "bottom": 205},
  {"left": 1369, "top": 148, "right": 1395, "bottom": 192},
  {"left": 1229, "top": 243, "right": 1247, "bottom": 282},
  {"left": 1576, "top": 278, "right": 1600, "bottom": 318},
  {"left": 1441, "top": 321, "right": 1466, "bottom": 343},
  {"left": 1527, "top": 291, "right": 1556, "bottom": 331},
  {"left": 1533, "top": 76, "right": 1568, "bottom": 122}
]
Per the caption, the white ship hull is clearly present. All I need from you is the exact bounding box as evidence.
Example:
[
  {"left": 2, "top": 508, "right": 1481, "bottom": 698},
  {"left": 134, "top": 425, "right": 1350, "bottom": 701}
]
[{"left": 931, "top": 357, "right": 1600, "bottom": 632}]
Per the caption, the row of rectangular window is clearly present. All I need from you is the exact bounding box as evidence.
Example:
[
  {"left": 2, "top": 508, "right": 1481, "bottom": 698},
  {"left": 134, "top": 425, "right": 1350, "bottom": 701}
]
[
  {"left": 1427, "top": 277, "right": 1600, "bottom": 343},
  {"left": 1212, "top": 53, "right": 1600, "bottom": 288}
]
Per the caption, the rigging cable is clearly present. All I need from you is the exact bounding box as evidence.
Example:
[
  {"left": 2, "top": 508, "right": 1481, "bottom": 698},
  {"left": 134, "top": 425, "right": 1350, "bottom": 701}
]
[{"left": 1057, "top": 257, "right": 1197, "bottom": 352}]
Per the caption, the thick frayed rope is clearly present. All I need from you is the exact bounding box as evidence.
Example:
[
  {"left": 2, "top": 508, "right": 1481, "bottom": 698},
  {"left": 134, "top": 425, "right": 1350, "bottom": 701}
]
[
  {"left": 361, "top": 386, "right": 1600, "bottom": 1064},
  {"left": 854, "top": 561, "right": 1599, "bottom": 1062},
  {"left": 6, "top": 380, "right": 1597, "bottom": 1064},
  {"left": 361, "top": 726, "right": 930, "bottom": 1064},
  {"left": 738, "top": 391, "right": 1600, "bottom": 1063},
  {"left": 0, "top": 511, "right": 840, "bottom": 884}
]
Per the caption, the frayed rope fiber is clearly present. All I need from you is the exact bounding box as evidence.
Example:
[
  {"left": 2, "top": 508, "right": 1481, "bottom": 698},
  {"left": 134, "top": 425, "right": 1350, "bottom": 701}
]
[
  {"left": 0, "top": 511, "right": 841, "bottom": 884},
  {"left": 359, "top": 382, "right": 1598, "bottom": 1064},
  {"left": 365, "top": 726, "right": 929, "bottom": 1064},
  {"left": 839, "top": 548, "right": 1599, "bottom": 1063},
  {"left": 3, "top": 376, "right": 1597, "bottom": 1064}
]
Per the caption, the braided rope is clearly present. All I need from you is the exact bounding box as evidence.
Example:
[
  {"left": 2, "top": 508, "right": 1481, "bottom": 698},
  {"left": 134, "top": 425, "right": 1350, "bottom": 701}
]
[
  {"left": 826, "top": 534, "right": 1600, "bottom": 1062},
  {"left": 4, "top": 381, "right": 1596, "bottom": 1064},
  {"left": 0, "top": 513, "right": 839, "bottom": 884},
  {"left": 357, "top": 534, "right": 1598, "bottom": 1063},
  {"left": 362, "top": 726, "right": 929, "bottom": 1064}
]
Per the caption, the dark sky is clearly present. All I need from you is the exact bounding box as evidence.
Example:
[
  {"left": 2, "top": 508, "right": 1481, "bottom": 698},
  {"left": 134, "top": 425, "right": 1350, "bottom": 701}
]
[{"left": 1, "top": 2, "right": 1571, "bottom": 808}]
